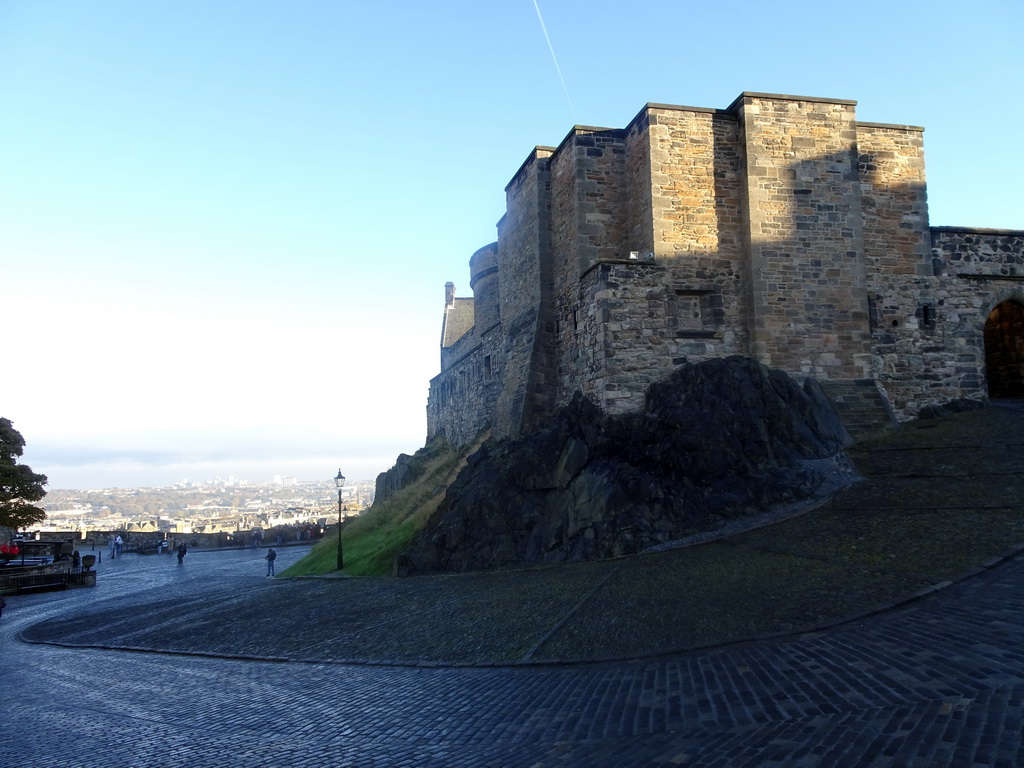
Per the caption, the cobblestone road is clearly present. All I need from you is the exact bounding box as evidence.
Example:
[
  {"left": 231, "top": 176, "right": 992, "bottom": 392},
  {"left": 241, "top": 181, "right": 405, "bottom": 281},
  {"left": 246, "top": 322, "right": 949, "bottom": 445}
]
[{"left": 3, "top": 541, "right": 1024, "bottom": 767}]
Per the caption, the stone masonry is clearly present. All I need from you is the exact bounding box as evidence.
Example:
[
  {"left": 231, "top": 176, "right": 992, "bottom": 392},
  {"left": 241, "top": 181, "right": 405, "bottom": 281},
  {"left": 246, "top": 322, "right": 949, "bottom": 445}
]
[{"left": 427, "top": 92, "right": 1024, "bottom": 446}]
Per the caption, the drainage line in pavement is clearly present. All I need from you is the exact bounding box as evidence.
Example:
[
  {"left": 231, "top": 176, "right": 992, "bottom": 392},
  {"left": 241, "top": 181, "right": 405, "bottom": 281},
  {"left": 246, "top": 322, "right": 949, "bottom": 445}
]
[
  {"left": 860, "top": 443, "right": 1024, "bottom": 452},
  {"left": 518, "top": 559, "right": 626, "bottom": 664},
  {"left": 286, "top": 578, "right": 516, "bottom": 658},
  {"left": 829, "top": 504, "right": 1024, "bottom": 511}
]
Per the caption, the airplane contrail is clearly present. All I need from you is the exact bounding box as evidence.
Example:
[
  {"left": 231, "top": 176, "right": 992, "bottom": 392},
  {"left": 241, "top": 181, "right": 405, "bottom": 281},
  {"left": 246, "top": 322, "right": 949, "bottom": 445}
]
[{"left": 532, "top": 0, "right": 576, "bottom": 121}]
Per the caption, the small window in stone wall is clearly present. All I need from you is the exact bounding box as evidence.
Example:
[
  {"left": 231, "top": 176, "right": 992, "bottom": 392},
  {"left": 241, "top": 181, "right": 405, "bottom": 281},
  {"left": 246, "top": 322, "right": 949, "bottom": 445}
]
[
  {"left": 917, "top": 303, "right": 936, "bottom": 333},
  {"left": 670, "top": 288, "right": 720, "bottom": 338},
  {"left": 484, "top": 355, "right": 492, "bottom": 380}
]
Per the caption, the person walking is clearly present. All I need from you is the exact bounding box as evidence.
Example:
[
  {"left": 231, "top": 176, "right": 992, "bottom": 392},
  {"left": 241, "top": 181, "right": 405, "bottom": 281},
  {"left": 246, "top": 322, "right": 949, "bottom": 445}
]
[
  {"left": 176, "top": 542, "right": 187, "bottom": 564},
  {"left": 265, "top": 547, "right": 277, "bottom": 577}
]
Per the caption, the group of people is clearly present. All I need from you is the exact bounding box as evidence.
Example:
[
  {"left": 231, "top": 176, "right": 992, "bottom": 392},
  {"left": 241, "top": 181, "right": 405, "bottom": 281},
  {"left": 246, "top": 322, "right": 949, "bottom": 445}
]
[
  {"left": 171, "top": 541, "right": 277, "bottom": 573},
  {"left": 107, "top": 534, "right": 184, "bottom": 560},
  {"left": 99, "top": 533, "right": 279, "bottom": 574},
  {"left": 0, "top": 542, "right": 282, "bottom": 623},
  {"left": 108, "top": 533, "right": 278, "bottom": 573},
  {"left": 171, "top": 541, "right": 277, "bottom": 574}
]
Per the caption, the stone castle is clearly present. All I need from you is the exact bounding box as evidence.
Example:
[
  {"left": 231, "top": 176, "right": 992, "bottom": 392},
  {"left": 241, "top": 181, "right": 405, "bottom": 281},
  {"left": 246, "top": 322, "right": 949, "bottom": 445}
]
[{"left": 427, "top": 92, "right": 1024, "bottom": 446}]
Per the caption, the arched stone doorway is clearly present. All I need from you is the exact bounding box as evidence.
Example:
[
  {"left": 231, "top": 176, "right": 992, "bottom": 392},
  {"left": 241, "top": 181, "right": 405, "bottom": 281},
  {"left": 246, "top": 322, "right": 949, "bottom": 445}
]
[{"left": 984, "top": 299, "right": 1024, "bottom": 398}]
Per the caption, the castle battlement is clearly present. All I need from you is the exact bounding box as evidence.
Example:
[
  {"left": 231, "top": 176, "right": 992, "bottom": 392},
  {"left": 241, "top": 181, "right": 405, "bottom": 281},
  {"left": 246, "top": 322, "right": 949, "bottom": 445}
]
[{"left": 428, "top": 92, "right": 1024, "bottom": 446}]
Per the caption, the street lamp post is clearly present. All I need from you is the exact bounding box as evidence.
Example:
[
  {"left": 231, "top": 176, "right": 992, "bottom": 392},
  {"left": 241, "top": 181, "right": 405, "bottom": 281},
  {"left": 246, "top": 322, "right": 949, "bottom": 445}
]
[{"left": 334, "top": 468, "right": 345, "bottom": 571}]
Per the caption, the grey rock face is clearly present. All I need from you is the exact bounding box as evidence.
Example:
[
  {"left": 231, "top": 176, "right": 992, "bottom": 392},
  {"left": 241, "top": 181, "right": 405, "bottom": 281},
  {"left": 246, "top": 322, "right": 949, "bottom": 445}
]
[
  {"left": 398, "top": 357, "right": 853, "bottom": 575},
  {"left": 374, "top": 453, "right": 420, "bottom": 505}
]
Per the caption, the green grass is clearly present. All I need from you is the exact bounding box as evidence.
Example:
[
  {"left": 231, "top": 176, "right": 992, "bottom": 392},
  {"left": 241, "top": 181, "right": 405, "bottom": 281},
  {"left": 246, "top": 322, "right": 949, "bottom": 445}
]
[{"left": 280, "top": 435, "right": 483, "bottom": 577}]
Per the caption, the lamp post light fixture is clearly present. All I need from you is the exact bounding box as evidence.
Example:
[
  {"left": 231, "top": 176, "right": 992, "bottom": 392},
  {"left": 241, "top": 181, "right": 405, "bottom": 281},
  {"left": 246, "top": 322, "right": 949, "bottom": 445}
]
[{"left": 334, "top": 468, "right": 346, "bottom": 571}]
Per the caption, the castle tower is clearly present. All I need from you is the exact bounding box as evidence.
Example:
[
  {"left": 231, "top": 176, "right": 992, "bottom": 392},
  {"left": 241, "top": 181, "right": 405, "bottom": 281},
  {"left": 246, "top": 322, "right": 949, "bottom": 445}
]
[
  {"left": 733, "top": 93, "right": 873, "bottom": 379},
  {"left": 469, "top": 243, "right": 499, "bottom": 333},
  {"left": 428, "top": 92, "right": 1024, "bottom": 448},
  {"left": 490, "top": 148, "right": 557, "bottom": 439}
]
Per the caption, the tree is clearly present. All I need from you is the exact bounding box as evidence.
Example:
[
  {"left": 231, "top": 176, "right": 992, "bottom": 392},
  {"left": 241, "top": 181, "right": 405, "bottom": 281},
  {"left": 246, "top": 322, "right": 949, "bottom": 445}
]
[{"left": 0, "top": 418, "right": 48, "bottom": 530}]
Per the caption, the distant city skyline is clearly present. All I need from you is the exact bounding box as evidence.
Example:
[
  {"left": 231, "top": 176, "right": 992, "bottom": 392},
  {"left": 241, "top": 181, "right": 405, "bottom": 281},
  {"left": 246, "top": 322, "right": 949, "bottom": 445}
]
[
  {"left": 34, "top": 456, "right": 388, "bottom": 492},
  {"left": 3, "top": 1, "right": 1021, "bottom": 490}
]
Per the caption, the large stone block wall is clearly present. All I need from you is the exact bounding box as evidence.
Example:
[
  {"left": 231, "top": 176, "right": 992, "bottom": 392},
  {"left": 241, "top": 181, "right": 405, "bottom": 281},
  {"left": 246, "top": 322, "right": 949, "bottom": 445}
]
[
  {"left": 551, "top": 106, "right": 752, "bottom": 414},
  {"left": 645, "top": 105, "right": 749, "bottom": 362},
  {"left": 854, "top": 121, "right": 937, "bottom": 418},
  {"left": 546, "top": 127, "right": 630, "bottom": 290},
  {"left": 737, "top": 94, "right": 872, "bottom": 380},
  {"left": 623, "top": 109, "right": 654, "bottom": 255},
  {"left": 490, "top": 149, "right": 553, "bottom": 439},
  {"left": 586, "top": 261, "right": 697, "bottom": 414},
  {"left": 553, "top": 128, "right": 629, "bottom": 275},
  {"left": 548, "top": 127, "right": 632, "bottom": 412},
  {"left": 499, "top": 150, "right": 552, "bottom": 323},
  {"left": 426, "top": 327, "right": 499, "bottom": 446},
  {"left": 549, "top": 131, "right": 596, "bottom": 410},
  {"left": 857, "top": 123, "right": 930, "bottom": 280},
  {"left": 647, "top": 106, "right": 744, "bottom": 262},
  {"left": 868, "top": 266, "right": 965, "bottom": 419}
]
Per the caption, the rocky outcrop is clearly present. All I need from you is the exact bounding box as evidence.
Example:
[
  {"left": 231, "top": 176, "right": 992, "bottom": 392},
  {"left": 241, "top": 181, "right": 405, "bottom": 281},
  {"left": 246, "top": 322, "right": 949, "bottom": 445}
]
[
  {"left": 397, "top": 357, "right": 854, "bottom": 575},
  {"left": 374, "top": 439, "right": 454, "bottom": 505},
  {"left": 374, "top": 454, "right": 419, "bottom": 506}
]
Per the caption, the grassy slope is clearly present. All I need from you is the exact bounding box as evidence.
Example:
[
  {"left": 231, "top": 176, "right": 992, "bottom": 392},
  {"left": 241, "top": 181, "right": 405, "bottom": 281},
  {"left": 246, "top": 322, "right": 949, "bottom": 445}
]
[{"left": 280, "top": 436, "right": 483, "bottom": 577}]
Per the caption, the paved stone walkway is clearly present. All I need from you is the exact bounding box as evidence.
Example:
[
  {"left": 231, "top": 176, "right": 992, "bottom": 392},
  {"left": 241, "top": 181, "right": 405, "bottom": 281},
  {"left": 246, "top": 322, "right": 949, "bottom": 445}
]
[{"left": 3, "top": 538, "right": 1024, "bottom": 767}]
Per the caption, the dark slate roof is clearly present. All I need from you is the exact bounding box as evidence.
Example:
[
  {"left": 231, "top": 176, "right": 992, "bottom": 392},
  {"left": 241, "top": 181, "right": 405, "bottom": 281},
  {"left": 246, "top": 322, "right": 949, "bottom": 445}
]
[{"left": 442, "top": 298, "right": 475, "bottom": 348}]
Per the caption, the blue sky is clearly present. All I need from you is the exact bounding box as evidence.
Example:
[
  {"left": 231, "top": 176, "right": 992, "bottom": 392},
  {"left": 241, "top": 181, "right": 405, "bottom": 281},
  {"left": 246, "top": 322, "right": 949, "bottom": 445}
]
[{"left": 2, "top": 0, "right": 1022, "bottom": 489}]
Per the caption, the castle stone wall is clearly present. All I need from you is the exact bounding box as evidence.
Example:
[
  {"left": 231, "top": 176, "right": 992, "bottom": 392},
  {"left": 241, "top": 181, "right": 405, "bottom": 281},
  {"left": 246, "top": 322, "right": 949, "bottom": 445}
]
[
  {"left": 548, "top": 128, "right": 633, "bottom": 411},
  {"left": 623, "top": 109, "right": 654, "bottom": 256},
  {"left": 427, "top": 320, "right": 503, "bottom": 445},
  {"left": 737, "top": 94, "right": 872, "bottom": 380},
  {"left": 491, "top": 149, "right": 553, "bottom": 439},
  {"left": 552, "top": 107, "right": 751, "bottom": 414},
  {"left": 873, "top": 227, "right": 1024, "bottom": 418},
  {"left": 427, "top": 92, "right": 1024, "bottom": 446},
  {"left": 934, "top": 228, "right": 1024, "bottom": 275},
  {"left": 645, "top": 105, "right": 749, "bottom": 364},
  {"left": 550, "top": 131, "right": 593, "bottom": 407},
  {"left": 647, "top": 106, "right": 743, "bottom": 261},
  {"left": 857, "top": 123, "right": 931, "bottom": 279}
]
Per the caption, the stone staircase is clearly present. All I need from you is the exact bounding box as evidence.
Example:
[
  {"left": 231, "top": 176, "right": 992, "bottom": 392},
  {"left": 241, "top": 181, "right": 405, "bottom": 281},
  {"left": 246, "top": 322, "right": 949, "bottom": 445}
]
[{"left": 818, "top": 379, "right": 898, "bottom": 442}]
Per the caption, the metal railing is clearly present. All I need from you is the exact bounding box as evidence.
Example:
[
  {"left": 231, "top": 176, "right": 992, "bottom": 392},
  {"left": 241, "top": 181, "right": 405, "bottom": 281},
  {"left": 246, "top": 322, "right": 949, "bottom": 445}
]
[{"left": 0, "top": 566, "right": 96, "bottom": 595}]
